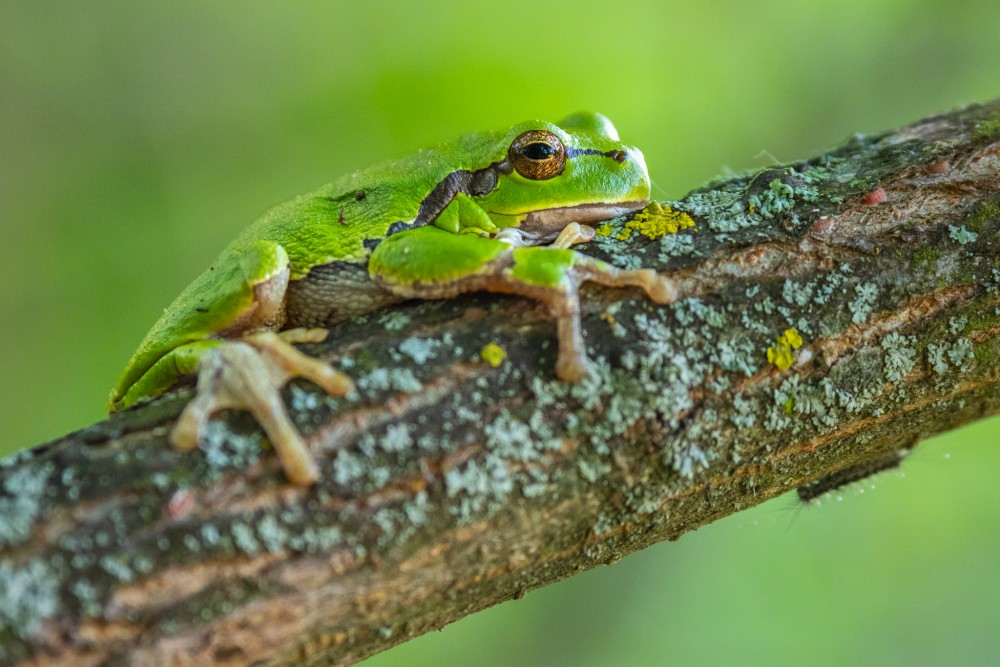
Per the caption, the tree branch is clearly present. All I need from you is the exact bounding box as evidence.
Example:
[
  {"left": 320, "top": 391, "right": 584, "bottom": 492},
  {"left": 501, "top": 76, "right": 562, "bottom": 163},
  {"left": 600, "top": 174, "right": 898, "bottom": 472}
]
[{"left": 2, "top": 99, "right": 999, "bottom": 666}]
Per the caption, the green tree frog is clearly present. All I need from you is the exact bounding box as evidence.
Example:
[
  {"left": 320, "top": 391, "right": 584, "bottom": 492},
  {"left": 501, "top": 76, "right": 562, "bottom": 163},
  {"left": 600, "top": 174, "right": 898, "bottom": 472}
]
[{"left": 109, "top": 112, "right": 677, "bottom": 485}]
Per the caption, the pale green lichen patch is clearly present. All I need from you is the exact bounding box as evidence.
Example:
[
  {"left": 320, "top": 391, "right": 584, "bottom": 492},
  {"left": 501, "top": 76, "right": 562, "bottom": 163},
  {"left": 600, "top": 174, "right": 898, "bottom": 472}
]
[
  {"left": 849, "top": 283, "right": 879, "bottom": 324},
  {"left": 881, "top": 333, "right": 917, "bottom": 382},
  {"left": 379, "top": 310, "right": 411, "bottom": 332},
  {"left": 379, "top": 424, "right": 414, "bottom": 453},
  {"left": 0, "top": 560, "right": 58, "bottom": 662},
  {"left": 99, "top": 553, "right": 135, "bottom": 582},
  {"left": 947, "top": 338, "right": 975, "bottom": 368},
  {"left": 198, "top": 421, "right": 264, "bottom": 476},
  {"left": 926, "top": 343, "right": 951, "bottom": 374},
  {"left": 71, "top": 579, "right": 102, "bottom": 618},
  {"left": 669, "top": 167, "right": 821, "bottom": 234},
  {"left": 444, "top": 458, "right": 514, "bottom": 522},
  {"left": 355, "top": 367, "right": 423, "bottom": 394},
  {"left": 256, "top": 515, "right": 290, "bottom": 553},
  {"left": 397, "top": 336, "right": 441, "bottom": 364},
  {"left": 231, "top": 522, "right": 262, "bottom": 556},
  {"left": 671, "top": 188, "right": 747, "bottom": 233},
  {"left": 748, "top": 179, "right": 796, "bottom": 218},
  {"left": 485, "top": 410, "right": 559, "bottom": 463},
  {"left": 949, "top": 224, "right": 978, "bottom": 244},
  {"left": 0, "top": 462, "right": 54, "bottom": 550},
  {"left": 782, "top": 279, "right": 815, "bottom": 307},
  {"left": 657, "top": 232, "right": 697, "bottom": 261}
]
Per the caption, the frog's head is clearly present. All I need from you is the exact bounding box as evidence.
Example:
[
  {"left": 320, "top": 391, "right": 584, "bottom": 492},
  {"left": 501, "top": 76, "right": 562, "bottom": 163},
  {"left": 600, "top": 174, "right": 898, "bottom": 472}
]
[{"left": 475, "top": 112, "right": 650, "bottom": 236}]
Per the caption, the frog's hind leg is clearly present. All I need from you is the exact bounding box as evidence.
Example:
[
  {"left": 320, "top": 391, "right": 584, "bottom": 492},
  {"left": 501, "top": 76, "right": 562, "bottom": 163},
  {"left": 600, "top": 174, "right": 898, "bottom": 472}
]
[
  {"left": 369, "top": 226, "right": 678, "bottom": 382},
  {"left": 113, "top": 238, "right": 354, "bottom": 486},
  {"left": 171, "top": 329, "right": 353, "bottom": 486}
]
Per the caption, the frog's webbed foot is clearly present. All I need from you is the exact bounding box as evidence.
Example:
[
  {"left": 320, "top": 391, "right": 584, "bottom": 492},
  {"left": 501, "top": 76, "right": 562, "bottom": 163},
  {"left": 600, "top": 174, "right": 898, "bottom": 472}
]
[{"left": 170, "top": 328, "right": 353, "bottom": 486}]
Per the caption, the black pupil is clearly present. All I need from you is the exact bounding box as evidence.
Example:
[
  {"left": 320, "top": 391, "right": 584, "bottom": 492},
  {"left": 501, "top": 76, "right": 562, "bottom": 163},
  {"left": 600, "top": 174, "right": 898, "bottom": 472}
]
[{"left": 523, "top": 142, "right": 555, "bottom": 160}]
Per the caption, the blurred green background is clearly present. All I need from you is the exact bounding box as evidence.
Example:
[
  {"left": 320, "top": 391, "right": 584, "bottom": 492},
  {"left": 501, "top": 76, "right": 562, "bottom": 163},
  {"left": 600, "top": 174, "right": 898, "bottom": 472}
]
[{"left": 2, "top": 1, "right": 998, "bottom": 665}]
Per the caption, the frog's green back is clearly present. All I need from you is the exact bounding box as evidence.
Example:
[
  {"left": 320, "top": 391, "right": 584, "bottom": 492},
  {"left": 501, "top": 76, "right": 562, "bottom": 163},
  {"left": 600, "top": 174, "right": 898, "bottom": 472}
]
[
  {"left": 235, "top": 126, "right": 508, "bottom": 276},
  {"left": 110, "top": 127, "right": 509, "bottom": 406}
]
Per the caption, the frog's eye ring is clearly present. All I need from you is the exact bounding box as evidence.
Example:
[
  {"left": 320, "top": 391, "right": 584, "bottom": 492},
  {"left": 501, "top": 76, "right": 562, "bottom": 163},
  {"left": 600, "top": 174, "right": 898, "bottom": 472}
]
[{"left": 509, "top": 130, "right": 566, "bottom": 180}]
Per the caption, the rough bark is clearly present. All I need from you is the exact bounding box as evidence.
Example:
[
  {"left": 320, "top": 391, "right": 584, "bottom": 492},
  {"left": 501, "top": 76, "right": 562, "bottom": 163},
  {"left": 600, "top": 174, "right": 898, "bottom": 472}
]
[{"left": 2, "top": 99, "right": 999, "bottom": 666}]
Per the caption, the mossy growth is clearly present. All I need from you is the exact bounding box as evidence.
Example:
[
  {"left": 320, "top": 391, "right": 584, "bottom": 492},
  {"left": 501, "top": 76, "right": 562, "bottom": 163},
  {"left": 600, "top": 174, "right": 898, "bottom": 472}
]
[
  {"left": 911, "top": 247, "right": 940, "bottom": 274},
  {"left": 964, "top": 198, "right": 999, "bottom": 232},
  {"left": 973, "top": 110, "right": 1000, "bottom": 140}
]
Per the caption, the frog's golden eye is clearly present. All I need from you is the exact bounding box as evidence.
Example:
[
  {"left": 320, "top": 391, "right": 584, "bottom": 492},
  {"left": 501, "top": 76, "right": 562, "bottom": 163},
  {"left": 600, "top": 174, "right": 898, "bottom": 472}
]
[{"left": 509, "top": 130, "right": 566, "bottom": 180}]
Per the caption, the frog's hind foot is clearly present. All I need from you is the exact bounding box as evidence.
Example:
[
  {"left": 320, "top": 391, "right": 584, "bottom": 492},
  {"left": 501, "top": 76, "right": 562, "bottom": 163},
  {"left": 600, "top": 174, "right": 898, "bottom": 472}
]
[{"left": 170, "top": 330, "right": 353, "bottom": 486}]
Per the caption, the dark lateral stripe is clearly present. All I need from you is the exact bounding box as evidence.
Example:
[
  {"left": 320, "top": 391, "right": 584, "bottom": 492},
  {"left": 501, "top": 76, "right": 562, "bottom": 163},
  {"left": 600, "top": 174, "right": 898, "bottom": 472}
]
[
  {"left": 410, "top": 159, "right": 509, "bottom": 229},
  {"left": 363, "top": 220, "right": 414, "bottom": 250},
  {"left": 364, "top": 160, "right": 509, "bottom": 246},
  {"left": 566, "top": 147, "right": 628, "bottom": 163}
]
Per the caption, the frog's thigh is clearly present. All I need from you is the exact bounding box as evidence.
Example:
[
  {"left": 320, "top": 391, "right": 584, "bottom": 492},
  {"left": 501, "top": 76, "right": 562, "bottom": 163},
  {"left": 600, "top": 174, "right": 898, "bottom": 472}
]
[{"left": 110, "top": 239, "right": 293, "bottom": 412}]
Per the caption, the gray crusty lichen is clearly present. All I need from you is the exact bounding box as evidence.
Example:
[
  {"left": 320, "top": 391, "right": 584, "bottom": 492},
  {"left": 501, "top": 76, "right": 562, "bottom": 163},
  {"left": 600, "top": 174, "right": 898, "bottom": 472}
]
[{"left": 1, "top": 101, "right": 999, "bottom": 663}]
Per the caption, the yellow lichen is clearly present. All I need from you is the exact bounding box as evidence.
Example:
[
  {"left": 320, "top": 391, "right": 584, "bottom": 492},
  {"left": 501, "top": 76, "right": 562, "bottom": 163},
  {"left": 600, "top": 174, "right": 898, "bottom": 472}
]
[
  {"left": 480, "top": 342, "right": 507, "bottom": 368},
  {"left": 615, "top": 227, "right": 634, "bottom": 241},
  {"left": 593, "top": 203, "right": 696, "bottom": 242},
  {"left": 625, "top": 202, "right": 696, "bottom": 239},
  {"left": 767, "top": 328, "right": 803, "bottom": 370},
  {"left": 782, "top": 328, "right": 803, "bottom": 348}
]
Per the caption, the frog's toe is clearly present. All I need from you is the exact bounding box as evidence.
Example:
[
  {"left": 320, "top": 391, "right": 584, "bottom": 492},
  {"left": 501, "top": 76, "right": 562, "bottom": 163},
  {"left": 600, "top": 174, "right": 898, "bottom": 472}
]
[
  {"left": 639, "top": 269, "right": 679, "bottom": 304},
  {"left": 551, "top": 222, "right": 596, "bottom": 249},
  {"left": 555, "top": 353, "right": 589, "bottom": 383},
  {"left": 168, "top": 331, "right": 353, "bottom": 486},
  {"left": 276, "top": 327, "right": 329, "bottom": 345},
  {"left": 249, "top": 330, "right": 355, "bottom": 397}
]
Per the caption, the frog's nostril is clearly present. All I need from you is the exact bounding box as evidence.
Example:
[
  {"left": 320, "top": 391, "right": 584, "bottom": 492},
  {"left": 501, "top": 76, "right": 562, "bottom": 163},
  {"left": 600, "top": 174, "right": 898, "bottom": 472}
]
[{"left": 611, "top": 150, "right": 627, "bottom": 163}]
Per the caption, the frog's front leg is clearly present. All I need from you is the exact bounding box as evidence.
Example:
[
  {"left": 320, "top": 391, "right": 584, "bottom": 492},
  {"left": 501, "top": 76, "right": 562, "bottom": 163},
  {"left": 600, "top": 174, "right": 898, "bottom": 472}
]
[{"left": 369, "top": 226, "right": 677, "bottom": 382}]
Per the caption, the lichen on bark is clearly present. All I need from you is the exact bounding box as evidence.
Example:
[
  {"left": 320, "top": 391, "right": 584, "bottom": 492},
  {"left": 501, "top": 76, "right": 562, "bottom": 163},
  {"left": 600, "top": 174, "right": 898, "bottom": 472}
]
[{"left": 1, "top": 99, "right": 999, "bottom": 666}]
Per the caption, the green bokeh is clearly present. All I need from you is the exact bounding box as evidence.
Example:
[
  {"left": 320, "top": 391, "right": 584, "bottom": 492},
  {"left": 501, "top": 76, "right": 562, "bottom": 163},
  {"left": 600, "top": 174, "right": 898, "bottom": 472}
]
[{"left": 1, "top": 1, "right": 997, "bottom": 664}]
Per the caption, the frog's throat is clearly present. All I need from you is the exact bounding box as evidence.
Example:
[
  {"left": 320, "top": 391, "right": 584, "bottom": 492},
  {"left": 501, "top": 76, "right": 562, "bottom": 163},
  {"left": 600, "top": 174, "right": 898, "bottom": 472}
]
[{"left": 518, "top": 200, "right": 648, "bottom": 233}]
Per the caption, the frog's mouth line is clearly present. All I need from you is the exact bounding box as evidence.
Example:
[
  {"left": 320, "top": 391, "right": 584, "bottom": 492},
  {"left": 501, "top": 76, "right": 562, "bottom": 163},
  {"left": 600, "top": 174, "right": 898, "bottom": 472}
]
[{"left": 518, "top": 200, "right": 649, "bottom": 233}]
